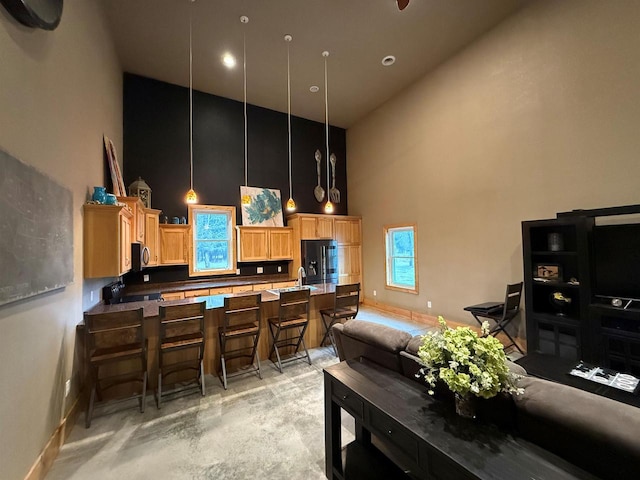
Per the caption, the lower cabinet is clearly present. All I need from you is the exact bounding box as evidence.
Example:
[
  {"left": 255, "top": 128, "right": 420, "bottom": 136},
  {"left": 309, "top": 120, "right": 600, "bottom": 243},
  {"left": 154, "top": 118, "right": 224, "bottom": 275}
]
[
  {"left": 338, "top": 245, "right": 362, "bottom": 285},
  {"left": 159, "top": 224, "right": 190, "bottom": 265},
  {"left": 83, "top": 204, "right": 133, "bottom": 278}
]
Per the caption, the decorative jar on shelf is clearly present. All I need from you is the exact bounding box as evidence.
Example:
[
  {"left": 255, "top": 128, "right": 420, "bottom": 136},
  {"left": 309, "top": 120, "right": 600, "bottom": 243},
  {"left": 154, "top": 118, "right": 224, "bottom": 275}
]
[{"left": 91, "top": 186, "right": 106, "bottom": 204}]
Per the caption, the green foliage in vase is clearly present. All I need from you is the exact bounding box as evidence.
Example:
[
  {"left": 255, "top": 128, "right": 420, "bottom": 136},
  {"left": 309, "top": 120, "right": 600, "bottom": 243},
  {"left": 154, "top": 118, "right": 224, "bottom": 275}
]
[
  {"left": 245, "top": 189, "right": 282, "bottom": 225},
  {"left": 417, "top": 316, "right": 524, "bottom": 399}
]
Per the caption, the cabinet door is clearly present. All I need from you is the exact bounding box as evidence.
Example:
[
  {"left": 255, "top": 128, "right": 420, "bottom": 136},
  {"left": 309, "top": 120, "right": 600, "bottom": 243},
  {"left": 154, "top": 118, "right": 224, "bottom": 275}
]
[
  {"left": 159, "top": 225, "right": 189, "bottom": 265},
  {"left": 135, "top": 206, "right": 146, "bottom": 243},
  {"left": 209, "top": 287, "right": 233, "bottom": 295},
  {"left": 119, "top": 213, "right": 132, "bottom": 275},
  {"left": 300, "top": 217, "right": 318, "bottom": 239},
  {"left": 232, "top": 285, "right": 254, "bottom": 293},
  {"left": 144, "top": 211, "right": 160, "bottom": 266},
  {"left": 268, "top": 229, "right": 293, "bottom": 260},
  {"left": 316, "top": 217, "right": 334, "bottom": 239},
  {"left": 238, "top": 227, "right": 269, "bottom": 261},
  {"left": 184, "top": 288, "right": 210, "bottom": 298},
  {"left": 335, "top": 219, "right": 360, "bottom": 244},
  {"left": 162, "top": 291, "right": 185, "bottom": 301}
]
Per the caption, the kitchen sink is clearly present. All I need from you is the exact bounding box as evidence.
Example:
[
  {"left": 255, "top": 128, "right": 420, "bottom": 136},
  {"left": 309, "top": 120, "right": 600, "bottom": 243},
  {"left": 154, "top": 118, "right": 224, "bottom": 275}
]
[{"left": 266, "top": 285, "right": 319, "bottom": 295}]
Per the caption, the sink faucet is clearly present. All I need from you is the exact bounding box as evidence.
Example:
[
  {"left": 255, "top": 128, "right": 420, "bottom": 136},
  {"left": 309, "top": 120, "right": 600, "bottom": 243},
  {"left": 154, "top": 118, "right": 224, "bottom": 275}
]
[{"left": 297, "top": 266, "right": 306, "bottom": 287}]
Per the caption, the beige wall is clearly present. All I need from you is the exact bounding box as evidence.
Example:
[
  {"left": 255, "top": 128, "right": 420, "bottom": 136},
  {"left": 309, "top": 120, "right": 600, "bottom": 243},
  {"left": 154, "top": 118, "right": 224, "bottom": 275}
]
[
  {"left": 347, "top": 0, "right": 640, "bottom": 332},
  {"left": 0, "top": 2, "right": 121, "bottom": 479}
]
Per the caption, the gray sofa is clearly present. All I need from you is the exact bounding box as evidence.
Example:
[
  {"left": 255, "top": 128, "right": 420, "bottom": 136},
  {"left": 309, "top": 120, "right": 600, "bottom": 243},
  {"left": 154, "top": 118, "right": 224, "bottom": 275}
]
[{"left": 332, "top": 320, "right": 640, "bottom": 480}]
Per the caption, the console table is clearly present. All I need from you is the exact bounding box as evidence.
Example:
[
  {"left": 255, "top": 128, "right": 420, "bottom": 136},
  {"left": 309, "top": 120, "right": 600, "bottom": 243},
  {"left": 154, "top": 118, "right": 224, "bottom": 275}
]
[{"left": 324, "top": 359, "right": 598, "bottom": 480}]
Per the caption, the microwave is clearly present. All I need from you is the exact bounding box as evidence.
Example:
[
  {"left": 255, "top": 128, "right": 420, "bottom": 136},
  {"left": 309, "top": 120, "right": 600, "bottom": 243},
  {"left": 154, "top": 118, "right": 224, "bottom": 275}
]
[{"left": 131, "top": 242, "right": 151, "bottom": 272}]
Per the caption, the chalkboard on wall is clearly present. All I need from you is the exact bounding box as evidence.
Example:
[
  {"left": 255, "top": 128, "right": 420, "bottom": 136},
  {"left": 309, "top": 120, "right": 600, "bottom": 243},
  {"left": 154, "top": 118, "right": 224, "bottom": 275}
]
[{"left": 0, "top": 149, "right": 73, "bottom": 306}]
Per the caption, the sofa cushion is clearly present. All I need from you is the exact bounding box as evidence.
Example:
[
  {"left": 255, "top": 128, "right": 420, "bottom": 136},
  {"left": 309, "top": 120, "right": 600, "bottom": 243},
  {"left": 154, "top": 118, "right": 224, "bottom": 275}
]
[
  {"left": 343, "top": 320, "right": 412, "bottom": 353},
  {"left": 514, "top": 376, "right": 640, "bottom": 479},
  {"left": 406, "top": 335, "right": 424, "bottom": 356}
]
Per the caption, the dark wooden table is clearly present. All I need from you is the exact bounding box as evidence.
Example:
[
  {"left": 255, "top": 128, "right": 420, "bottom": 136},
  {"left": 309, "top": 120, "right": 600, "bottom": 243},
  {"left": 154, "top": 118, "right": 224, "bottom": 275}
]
[{"left": 324, "top": 359, "right": 599, "bottom": 480}]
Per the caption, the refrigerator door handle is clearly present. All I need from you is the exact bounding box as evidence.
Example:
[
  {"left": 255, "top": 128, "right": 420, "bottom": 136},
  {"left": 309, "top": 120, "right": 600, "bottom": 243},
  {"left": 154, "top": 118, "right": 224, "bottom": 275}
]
[{"left": 321, "top": 246, "right": 326, "bottom": 282}]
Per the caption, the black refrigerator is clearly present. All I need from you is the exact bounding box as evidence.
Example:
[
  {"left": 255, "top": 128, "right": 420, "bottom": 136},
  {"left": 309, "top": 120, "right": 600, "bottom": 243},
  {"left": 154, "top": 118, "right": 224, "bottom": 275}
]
[{"left": 301, "top": 239, "right": 338, "bottom": 285}]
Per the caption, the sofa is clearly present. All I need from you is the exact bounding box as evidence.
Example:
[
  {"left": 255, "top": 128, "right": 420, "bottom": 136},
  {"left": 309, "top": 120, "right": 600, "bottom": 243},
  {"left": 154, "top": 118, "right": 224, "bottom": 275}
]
[{"left": 332, "top": 319, "right": 640, "bottom": 480}]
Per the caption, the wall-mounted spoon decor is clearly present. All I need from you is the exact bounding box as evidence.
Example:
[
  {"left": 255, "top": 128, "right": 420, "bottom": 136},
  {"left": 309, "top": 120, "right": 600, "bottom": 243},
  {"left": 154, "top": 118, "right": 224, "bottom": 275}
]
[{"left": 314, "top": 149, "right": 325, "bottom": 202}]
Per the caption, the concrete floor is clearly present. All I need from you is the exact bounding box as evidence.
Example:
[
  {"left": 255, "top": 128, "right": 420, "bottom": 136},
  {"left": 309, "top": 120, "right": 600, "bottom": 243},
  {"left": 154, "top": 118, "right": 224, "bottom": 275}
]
[{"left": 46, "top": 306, "right": 429, "bottom": 480}]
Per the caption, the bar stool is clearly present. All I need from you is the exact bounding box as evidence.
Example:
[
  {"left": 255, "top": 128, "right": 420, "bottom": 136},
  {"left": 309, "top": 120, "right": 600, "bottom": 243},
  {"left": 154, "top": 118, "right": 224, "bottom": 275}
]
[
  {"left": 157, "top": 301, "right": 206, "bottom": 408},
  {"left": 320, "top": 283, "right": 360, "bottom": 354},
  {"left": 267, "top": 288, "right": 312, "bottom": 373},
  {"left": 219, "top": 293, "right": 262, "bottom": 389},
  {"left": 84, "top": 308, "right": 147, "bottom": 428}
]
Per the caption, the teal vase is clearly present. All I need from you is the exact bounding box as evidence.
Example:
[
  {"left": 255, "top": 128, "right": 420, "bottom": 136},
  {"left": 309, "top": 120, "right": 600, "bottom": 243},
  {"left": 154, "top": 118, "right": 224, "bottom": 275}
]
[{"left": 92, "top": 186, "right": 107, "bottom": 203}]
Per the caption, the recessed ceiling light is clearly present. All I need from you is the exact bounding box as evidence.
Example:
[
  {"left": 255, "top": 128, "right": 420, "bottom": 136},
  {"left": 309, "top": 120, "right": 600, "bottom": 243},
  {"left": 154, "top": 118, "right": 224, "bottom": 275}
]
[
  {"left": 309, "top": 85, "right": 319, "bottom": 93},
  {"left": 222, "top": 53, "right": 236, "bottom": 68},
  {"left": 381, "top": 55, "right": 396, "bottom": 66}
]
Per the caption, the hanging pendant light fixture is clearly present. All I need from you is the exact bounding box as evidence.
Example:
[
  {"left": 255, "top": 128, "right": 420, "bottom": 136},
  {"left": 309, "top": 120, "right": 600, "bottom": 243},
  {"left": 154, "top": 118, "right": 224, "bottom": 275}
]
[
  {"left": 285, "top": 34, "right": 296, "bottom": 212},
  {"left": 322, "top": 51, "right": 334, "bottom": 214},
  {"left": 185, "top": 0, "right": 198, "bottom": 204},
  {"left": 240, "top": 15, "right": 252, "bottom": 206}
]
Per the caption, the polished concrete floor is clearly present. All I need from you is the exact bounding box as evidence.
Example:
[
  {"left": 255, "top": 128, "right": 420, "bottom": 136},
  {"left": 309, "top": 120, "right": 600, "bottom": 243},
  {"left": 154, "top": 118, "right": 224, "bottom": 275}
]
[{"left": 46, "top": 306, "right": 430, "bottom": 480}]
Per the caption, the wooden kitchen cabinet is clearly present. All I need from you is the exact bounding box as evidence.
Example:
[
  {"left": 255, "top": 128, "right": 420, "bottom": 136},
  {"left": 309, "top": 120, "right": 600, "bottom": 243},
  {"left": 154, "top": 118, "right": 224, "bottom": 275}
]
[
  {"left": 117, "top": 196, "right": 146, "bottom": 244},
  {"left": 335, "top": 218, "right": 361, "bottom": 245},
  {"left": 298, "top": 215, "right": 334, "bottom": 240},
  {"left": 236, "top": 227, "right": 293, "bottom": 262},
  {"left": 161, "top": 291, "right": 185, "bottom": 301},
  {"left": 159, "top": 224, "right": 190, "bottom": 265},
  {"left": 83, "top": 204, "right": 133, "bottom": 278},
  {"left": 144, "top": 208, "right": 162, "bottom": 266},
  {"left": 338, "top": 245, "right": 362, "bottom": 285}
]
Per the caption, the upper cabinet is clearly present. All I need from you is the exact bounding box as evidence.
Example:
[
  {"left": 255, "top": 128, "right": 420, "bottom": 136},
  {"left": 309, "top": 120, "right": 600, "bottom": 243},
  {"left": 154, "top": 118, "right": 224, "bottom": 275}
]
[
  {"left": 144, "top": 208, "right": 162, "bottom": 266},
  {"left": 117, "top": 196, "right": 146, "bottom": 244},
  {"left": 83, "top": 204, "right": 133, "bottom": 278},
  {"left": 298, "top": 215, "right": 334, "bottom": 240},
  {"left": 236, "top": 226, "right": 293, "bottom": 262},
  {"left": 159, "top": 224, "right": 190, "bottom": 265},
  {"left": 334, "top": 218, "right": 362, "bottom": 245}
]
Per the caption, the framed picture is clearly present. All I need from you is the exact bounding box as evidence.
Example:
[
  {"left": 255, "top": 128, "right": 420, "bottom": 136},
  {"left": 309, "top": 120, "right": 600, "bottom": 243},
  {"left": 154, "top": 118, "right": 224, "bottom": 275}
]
[
  {"left": 103, "top": 135, "right": 126, "bottom": 197},
  {"left": 535, "top": 264, "right": 562, "bottom": 281},
  {"left": 240, "top": 186, "right": 284, "bottom": 227}
]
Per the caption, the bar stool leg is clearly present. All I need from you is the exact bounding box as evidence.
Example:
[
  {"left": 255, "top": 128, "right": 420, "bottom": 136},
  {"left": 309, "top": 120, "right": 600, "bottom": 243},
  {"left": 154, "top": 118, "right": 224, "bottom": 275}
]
[
  {"left": 251, "top": 333, "right": 262, "bottom": 379},
  {"left": 200, "top": 360, "right": 205, "bottom": 396},
  {"left": 140, "top": 371, "right": 147, "bottom": 413},
  {"left": 157, "top": 372, "right": 162, "bottom": 409},
  {"left": 270, "top": 322, "right": 284, "bottom": 373},
  {"left": 86, "top": 382, "right": 97, "bottom": 428},
  {"left": 300, "top": 329, "right": 312, "bottom": 365}
]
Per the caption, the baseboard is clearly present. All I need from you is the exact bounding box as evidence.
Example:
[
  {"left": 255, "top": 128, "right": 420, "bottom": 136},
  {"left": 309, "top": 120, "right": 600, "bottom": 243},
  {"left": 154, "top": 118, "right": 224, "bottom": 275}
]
[
  {"left": 24, "top": 395, "right": 82, "bottom": 480},
  {"left": 362, "top": 298, "right": 526, "bottom": 352}
]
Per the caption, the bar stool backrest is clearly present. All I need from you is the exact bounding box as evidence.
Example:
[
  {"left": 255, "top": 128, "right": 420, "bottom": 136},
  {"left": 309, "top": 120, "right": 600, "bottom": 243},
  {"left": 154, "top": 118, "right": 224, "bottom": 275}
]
[
  {"left": 223, "top": 293, "right": 262, "bottom": 333},
  {"left": 159, "top": 302, "right": 205, "bottom": 341},
  {"left": 278, "top": 289, "right": 311, "bottom": 321},
  {"left": 334, "top": 283, "right": 360, "bottom": 315},
  {"left": 85, "top": 308, "right": 144, "bottom": 353}
]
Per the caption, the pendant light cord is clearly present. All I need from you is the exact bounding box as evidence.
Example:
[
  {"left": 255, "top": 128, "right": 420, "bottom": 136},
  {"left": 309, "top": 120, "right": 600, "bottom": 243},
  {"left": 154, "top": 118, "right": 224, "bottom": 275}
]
[
  {"left": 323, "top": 51, "right": 330, "bottom": 195},
  {"left": 287, "top": 37, "right": 292, "bottom": 199},
  {"left": 189, "top": 1, "right": 194, "bottom": 191},
  {"left": 243, "top": 21, "right": 248, "bottom": 187}
]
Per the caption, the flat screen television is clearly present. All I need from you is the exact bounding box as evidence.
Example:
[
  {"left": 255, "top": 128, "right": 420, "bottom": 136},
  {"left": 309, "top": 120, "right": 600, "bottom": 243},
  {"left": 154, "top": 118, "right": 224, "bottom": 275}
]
[{"left": 593, "top": 223, "right": 640, "bottom": 299}]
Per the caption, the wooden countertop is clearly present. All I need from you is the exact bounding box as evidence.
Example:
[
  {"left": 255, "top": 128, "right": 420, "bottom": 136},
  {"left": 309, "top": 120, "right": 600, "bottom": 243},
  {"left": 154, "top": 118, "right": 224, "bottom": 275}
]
[{"left": 85, "top": 283, "right": 337, "bottom": 319}]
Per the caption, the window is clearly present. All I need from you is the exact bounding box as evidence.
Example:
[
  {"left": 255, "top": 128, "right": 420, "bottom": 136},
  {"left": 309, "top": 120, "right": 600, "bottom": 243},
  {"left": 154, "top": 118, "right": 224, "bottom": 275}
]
[
  {"left": 188, "top": 205, "right": 236, "bottom": 276},
  {"left": 384, "top": 224, "right": 418, "bottom": 293}
]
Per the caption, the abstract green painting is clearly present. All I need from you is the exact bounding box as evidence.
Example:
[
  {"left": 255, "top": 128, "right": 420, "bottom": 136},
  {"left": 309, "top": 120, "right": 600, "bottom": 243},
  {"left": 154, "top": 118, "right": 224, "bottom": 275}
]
[{"left": 240, "top": 186, "right": 284, "bottom": 227}]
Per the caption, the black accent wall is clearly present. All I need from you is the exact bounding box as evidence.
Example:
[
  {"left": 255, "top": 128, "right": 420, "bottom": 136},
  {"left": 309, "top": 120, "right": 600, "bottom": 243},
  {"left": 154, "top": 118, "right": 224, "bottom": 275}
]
[{"left": 122, "top": 73, "right": 347, "bottom": 221}]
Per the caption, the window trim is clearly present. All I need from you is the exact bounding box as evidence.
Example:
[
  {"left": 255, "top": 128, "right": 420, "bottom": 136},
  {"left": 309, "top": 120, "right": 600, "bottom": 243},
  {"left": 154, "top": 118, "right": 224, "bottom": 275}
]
[
  {"left": 188, "top": 204, "right": 237, "bottom": 277},
  {"left": 383, "top": 223, "right": 418, "bottom": 294}
]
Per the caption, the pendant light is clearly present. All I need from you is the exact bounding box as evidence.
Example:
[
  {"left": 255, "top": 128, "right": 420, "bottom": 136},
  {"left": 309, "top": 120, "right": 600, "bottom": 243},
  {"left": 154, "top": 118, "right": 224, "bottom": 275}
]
[
  {"left": 285, "top": 34, "right": 296, "bottom": 212},
  {"left": 185, "top": 0, "right": 198, "bottom": 204},
  {"left": 240, "top": 15, "right": 251, "bottom": 206},
  {"left": 322, "top": 51, "right": 334, "bottom": 214}
]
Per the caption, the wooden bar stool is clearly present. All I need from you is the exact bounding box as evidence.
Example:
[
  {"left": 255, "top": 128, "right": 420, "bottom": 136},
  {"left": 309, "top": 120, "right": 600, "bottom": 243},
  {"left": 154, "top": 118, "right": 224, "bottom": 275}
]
[
  {"left": 84, "top": 308, "right": 147, "bottom": 428},
  {"left": 267, "top": 288, "right": 312, "bottom": 373},
  {"left": 219, "top": 293, "right": 262, "bottom": 389},
  {"left": 320, "top": 283, "right": 360, "bottom": 354},
  {"left": 157, "top": 301, "right": 206, "bottom": 408}
]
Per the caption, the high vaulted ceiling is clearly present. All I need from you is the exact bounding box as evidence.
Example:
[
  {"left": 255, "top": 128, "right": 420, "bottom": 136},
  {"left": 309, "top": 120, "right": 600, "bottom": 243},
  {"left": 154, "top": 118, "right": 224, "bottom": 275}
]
[{"left": 102, "top": 0, "right": 528, "bottom": 128}]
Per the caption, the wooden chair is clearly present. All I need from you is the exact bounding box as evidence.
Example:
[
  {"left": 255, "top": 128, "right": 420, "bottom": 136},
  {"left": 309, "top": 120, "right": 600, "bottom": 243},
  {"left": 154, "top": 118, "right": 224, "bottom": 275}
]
[
  {"left": 267, "top": 288, "right": 312, "bottom": 373},
  {"left": 319, "top": 283, "right": 360, "bottom": 354},
  {"left": 219, "top": 293, "right": 262, "bottom": 389},
  {"left": 157, "top": 301, "right": 206, "bottom": 408},
  {"left": 84, "top": 308, "right": 147, "bottom": 428}
]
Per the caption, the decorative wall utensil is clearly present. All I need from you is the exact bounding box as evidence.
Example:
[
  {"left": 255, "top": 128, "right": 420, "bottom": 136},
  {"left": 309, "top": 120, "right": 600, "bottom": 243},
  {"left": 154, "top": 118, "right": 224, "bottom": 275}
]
[
  {"left": 329, "top": 153, "right": 340, "bottom": 203},
  {"left": 313, "top": 149, "right": 325, "bottom": 202}
]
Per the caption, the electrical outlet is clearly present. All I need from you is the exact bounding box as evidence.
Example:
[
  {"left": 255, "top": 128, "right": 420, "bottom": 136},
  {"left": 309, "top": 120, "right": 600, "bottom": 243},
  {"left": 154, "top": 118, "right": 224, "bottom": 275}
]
[
  {"left": 257, "top": 267, "right": 264, "bottom": 274},
  {"left": 277, "top": 266, "right": 282, "bottom": 272},
  {"left": 373, "top": 290, "right": 377, "bottom": 296},
  {"left": 143, "top": 274, "right": 150, "bottom": 282},
  {"left": 65, "top": 379, "right": 71, "bottom": 397},
  {"left": 427, "top": 301, "right": 432, "bottom": 309},
  {"left": 90, "top": 291, "right": 94, "bottom": 302},
  {"left": 236, "top": 269, "right": 240, "bottom": 275}
]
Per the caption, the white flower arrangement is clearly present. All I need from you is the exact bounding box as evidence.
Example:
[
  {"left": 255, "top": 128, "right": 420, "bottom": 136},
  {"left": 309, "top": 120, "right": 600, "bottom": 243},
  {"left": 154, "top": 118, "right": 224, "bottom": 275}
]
[{"left": 417, "top": 316, "right": 524, "bottom": 399}]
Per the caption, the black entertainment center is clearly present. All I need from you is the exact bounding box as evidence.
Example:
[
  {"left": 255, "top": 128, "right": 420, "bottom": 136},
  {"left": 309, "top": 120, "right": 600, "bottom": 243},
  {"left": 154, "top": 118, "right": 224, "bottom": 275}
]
[{"left": 522, "top": 204, "right": 640, "bottom": 376}]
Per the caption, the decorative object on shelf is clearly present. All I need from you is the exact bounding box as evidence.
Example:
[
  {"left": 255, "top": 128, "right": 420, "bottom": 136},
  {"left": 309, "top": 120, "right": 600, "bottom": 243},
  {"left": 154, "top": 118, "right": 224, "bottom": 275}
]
[
  {"left": 547, "top": 232, "right": 563, "bottom": 251},
  {"left": 0, "top": 0, "right": 63, "bottom": 30},
  {"left": 322, "top": 51, "right": 334, "bottom": 214},
  {"left": 162, "top": 215, "right": 168, "bottom": 224},
  {"left": 91, "top": 186, "right": 107, "bottom": 204},
  {"left": 180, "top": 216, "right": 187, "bottom": 224},
  {"left": 185, "top": 0, "right": 198, "bottom": 204},
  {"left": 550, "top": 291, "right": 572, "bottom": 316},
  {"left": 416, "top": 316, "right": 523, "bottom": 418},
  {"left": 329, "top": 153, "right": 340, "bottom": 203},
  {"left": 240, "top": 186, "right": 284, "bottom": 227},
  {"left": 284, "top": 34, "right": 296, "bottom": 212},
  {"left": 240, "top": 15, "right": 251, "bottom": 207},
  {"left": 535, "top": 263, "right": 561, "bottom": 281},
  {"left": 104, "top": 135, "right": 126, "bottom": 197},
  {"left": 105, "top": 194, "right": 117, "bottom": 205},
  {"left": 172, "top": 217, "right": 180, "bottom": 224},
  {"left": 313, "top": 149, "right": 325, "bottom": 202},
  {"left": 128, "top": 177, "right": 152, "bottom": 208}
]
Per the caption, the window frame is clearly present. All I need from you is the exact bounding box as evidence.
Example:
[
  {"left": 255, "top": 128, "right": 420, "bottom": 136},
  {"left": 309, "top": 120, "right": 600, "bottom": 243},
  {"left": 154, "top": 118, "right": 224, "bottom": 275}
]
[
  {"left": 384, "top": 223, "right": 418, "bottom": 294},
  {"left": 188, "top": 204, "right": 237, "bottom": 277}
]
